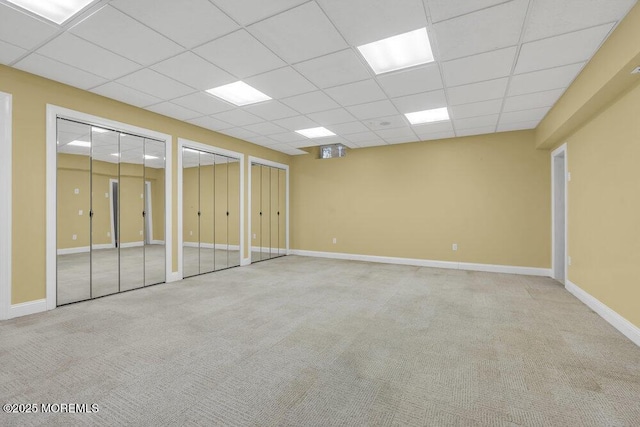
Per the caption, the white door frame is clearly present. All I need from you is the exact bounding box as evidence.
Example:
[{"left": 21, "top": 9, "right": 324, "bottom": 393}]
[
  {"left": 177, "top": 138, "right": 245, "bottom": 278},
  {"left": 0, "top": 92, "right": 12, "bottom": 320},
  {"left": 551, "top": 143, "right": 568, "bottom": 284},
  {"left": 46, "top": 105, "right": 174, "bottom": 311},
  {"left": 248, "top": 156, "right": 290, "bottom": 264}
]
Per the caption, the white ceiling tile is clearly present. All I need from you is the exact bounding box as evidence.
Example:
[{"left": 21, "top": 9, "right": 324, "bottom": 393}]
[
  {"left": 376, "top": 64, "right": 443, "bottom": 98},
  {"left": 243, "top": 121, "right": 287, "bottom": 136},
  {"left": 443, "top": 46, "right": 517, "bottom": 87},
  {"left": 70, "top": 6, "right": 183, "bottom": 65},
  {"left": 269, "top": 132, "right": 308, "bottom": 143},
  {"left": 0, "top": 40, "right": 26, "bottom": 64},
  {"left": 363, "top": 115, "right": 408, "bottom": 131},
  {"left": 306, "top": 108, "right": 356, "bottom": 126},
  {"left": 454, "top": 114, "right": 499, "bottom": 130},
  {"left": 426, "top": 0, "right": 508, "bottom": 23},
  {"left": 14, "top": 53, "right": 106, "bottom": 89},
  {"left": 268, "top": 143, "right": 308, "bottom": 155},
  {"left": 212, "top": 0, "right": 307, "bottom": 25},
  {"left": 172, "top": 92, "right": 234, "bottom": 115},
  {"left": 456, "top": 126, "right": 496, "bottom": 137},
  {"left": 503, "top": 88, "right": 565, "bottom": 113},
  {"left": 500, "top": 107, "right": 550, "bottom": 124},
  {"left": 434, "top": 0, "right": 527, "bottom": 61},
  {"left": 413, "top": 121, "right": 454, "bottom": 136},
  {"left": 248, "top": 2, "right": 347, "bottom": 63},
  {"left": 385, "top": 136, "right": 421, "bottom": 144},
  {"left": 212, "top": 109, "right": 264, "bottom": 127},
  {"left": 244, "top": 101, "right": 298, "bottom": 121},
  {"left": 117, "top": 69, "right": 194, "bottom": 100},
  {"left": 294, "top": 49, "right": 372, "bottom": 89},
  {"left": 325, "top": 80, "right": 386, "bottom": 106},
  {"left": 281, "top": 91, "right": 339, "bottom": 114},
  {"left": 151, "top": 52, "right": 234, "bottom": 91},
  {"left": 447, "top": 78, "right": 508, "bottom": 105},
  {"left": 317, "top": 0, "right": 427, "bottom": 46},
  {"left": 509, "top": 63, "right": 585, "bottom": 96},
  {"left": 450, "top": 99, "right": 503, "bottom": 120},
  {"left": 515, "top": 23, "right": 614, "bottom": 74},
  {"left": 327, "top": 121, "right": 370, "bottom": 135},
  {"left": 392, "top": 90, "right": 447, "bottom": 113},
  {"left": 355, "top": 140, "right": 388, "bottom": 147},
  {"left": 146, "top": 102, "right": 201, "bottom": 121},
  {"left": 91, "top": 82, "right": 162, "bottom": 108},
  {"left": 273, "top": 116, "right": 319, "bottom": 131},
  {"left": 37, "top": 33, "right": 140, "bottom": 79},
  {"left": 497, "top": 120, "right": 539, "bottom": 132},
  {"left": 347, "top": 100, "right": 399, "bottom": 120},
  {"left": 244, "top": 135, "right": 280, "bottom": 146},
  {"left": 194, "top": 30, "right": 285, "bottom": 78},
  {"left": 343, "top": 131, "right": 382, "bottom": 143},
  {"left": 290, "top": 136, "right": 346, "bottom": 148},
  {"left": 111, "top": 0, "right": 238, "bottom": 48},
  {"left": 375, "top": 127, "right": 417, "bottom": 139},
  {"left": 221, "top": 128, "right": 258, "bottom": 140},
  {"left": 524, "top": 0, "right": 636, "bottom": 42},
  {"left": 0, "top": 3, "right": 58, "bottom": 49},
  {"left": 245, "top": 67, "right": 316, "bottom": 99},
  {"left": 419, "top": 130, "right": 456, "bottom": 141},
  {"left": 186, "top": 116, "right": 234, "bottom": 132}
]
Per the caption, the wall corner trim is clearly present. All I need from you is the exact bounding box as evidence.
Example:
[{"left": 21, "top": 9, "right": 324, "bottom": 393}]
[
  {"left": 8, "top": 299, "right": 47, "bottom": 319},
  {"left": 0, "top": 91, "right": 12, "bottom": 321},
  {"left": 290, "top": 250, "right": 551, "bottom": 277},
  {"left": 566, "top": 280, "right": 640, "bottom": 347},
  {"left": 241, "top": 257, "right": 251, "bottom": 266}
]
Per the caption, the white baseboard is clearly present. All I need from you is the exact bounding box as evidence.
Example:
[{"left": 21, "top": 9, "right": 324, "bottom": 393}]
[
  {"left": 150, "top": 240, "right": 165, "bottom": 245},
  {"left": 9, "top": 299, "right": 47, "bottom": 319},
  {"left": 120, "top": 241, "right": 144, "bottom": 248},
  {"left": 566, "top": 280, "right": 640, "bottom": 347},
  {"left": 183, "top": 242, "right": 240, "bottom": 250},
  {"left": 167, "top": 272, "right": 182, "bottom": 283},
  {"left": 241, "top": 257, "right": 251, "bottom": 266},
  {"left": 57, "top": 243, "right": 114, "bottom": 255},
  {"left": 290, "top": 250, "right": 551, "bottom": 277}
]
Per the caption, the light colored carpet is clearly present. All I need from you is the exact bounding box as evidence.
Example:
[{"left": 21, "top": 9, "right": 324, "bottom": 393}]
[
  {"left": 1, "top": 256, "right": 639, "bottom": 426},
  {"left": 182, "top": 247, "right": 241, "bottom": 278}
]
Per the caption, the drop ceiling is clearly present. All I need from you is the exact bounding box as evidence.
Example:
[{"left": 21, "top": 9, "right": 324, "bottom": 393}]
[{"left": 1, "top": 0, "right": 636, "bottom": 155}]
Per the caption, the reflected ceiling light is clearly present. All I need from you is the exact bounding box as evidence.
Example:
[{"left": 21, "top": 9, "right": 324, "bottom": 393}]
[
  {"left": 92, "top": 127, "right": 109, "bottom": 133},
  {"left": 405, "top": 107, "right": 449, "bottom": 125},
  {"left": 68, "top": 140, "right": 91, "bottom": 147},
  {"left": 184, "top": 148, "right": 200, "bottom": 154},
  {"left": 6, "top": 0, "right": 95, "bottom": 25},
  {"left": 144, "top": 155, "right": 158, "bottom": 160},
  {"left": 110, "top": 153, "right": 120, "bottom": 157},
  {"left": 295, "top": 127, "right": 336, "bottom": 139},
  {"left": 358, "top": 28, "right": 434, "bottom": 75},
  {"left": 206, "top": 81, "right": 271, "bottom": 106}
]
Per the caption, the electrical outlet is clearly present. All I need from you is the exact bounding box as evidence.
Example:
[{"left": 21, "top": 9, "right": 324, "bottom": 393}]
[
  {"left": 78, "top": 209, "right": 83, "bottom": 216},
  {"left": 190, "top": 231, "right": 193, "bottom": 236},
  {"left": 568, "top": 256, "right": 572, "bottom": 266},
  {"left": 105, "top": 192, "right": 109, "bottom": 198},
  {"left": 74, "top": 188, "right": 79, "bottom": 194},
  {"left": 140, "top": 193, "right": 144, "bottom": 198},
  {"left": 107, "top": 232, "right": 110, "bottom": 237},
  {"left": 140, "top": 230, "right": 143, "bottom": 236},
  {"left": 332, "top": 237, "right": 337, "bottom": 244},
  {"left": 253, "top": 233, "right": 256, "bottom": 239},
  {"left": 452, "top": 243, "right": 458, "bottom": 251},
  {"left": 72, "top": 234, "right": 77, "bottom": 241},
  {"left": 567, "top": 172, "right": 572, "bottom": 182}
]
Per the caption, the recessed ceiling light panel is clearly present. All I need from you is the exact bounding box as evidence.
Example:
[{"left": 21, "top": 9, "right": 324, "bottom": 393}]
[
  {"left": 206, "top": 81, "right": 271, "bottom": 106},
  {"left": 7, "top": 0, "right": 96, "bottom": 25},
  {"left": 358, "top": 28, "right": 434, "bottom": 75},
  {"left": 405, "top": 107, "right": 449, "bottom": 125},
  {"left": 295, "top": 127, "right": 336, "bottom": 139}
]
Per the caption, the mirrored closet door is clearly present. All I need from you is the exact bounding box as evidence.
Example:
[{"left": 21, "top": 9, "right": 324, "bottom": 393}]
[
  {"left": 251, "top": 163, "right": 287, "bottom": 263},
  {"left": 182, "top": 147, "right": 241, "bottom": 278},
  {"left": 56, "top": 118, "right": 166, "bottom": 306}
]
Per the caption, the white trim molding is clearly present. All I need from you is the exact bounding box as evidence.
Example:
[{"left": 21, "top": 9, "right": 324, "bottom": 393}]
[
  {"left": 177, "top": 138, "right": 245, "bottom": 279},
  {"left": 566, "top": 280, "right": 640, "bottom": 347},
  {"left": 46, "top": 105, "right": 174, "bottom": 309},
  {"left": 290, "top": 250, "right": 552, "bottom": 277},
  {"left": 9, "top": 299, "right": 47, "bottom": 319},
  {"left": 551, "top": 143, "right": 568, "bottom": 284},
  {"left": 247, "top": 156, "right": 290, "bottom": 266},
  {"left": 0, "top": 91, "right": 12, "bottom": 320}
]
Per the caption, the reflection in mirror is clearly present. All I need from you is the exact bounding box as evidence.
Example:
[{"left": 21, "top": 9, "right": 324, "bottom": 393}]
[
  {"left": 91, "top": 128, "right": 120, "bottom": 298},
  {"left": 270, "top": 167, "right": 279, "bottom": 258},
  {"left": 183, "top": 147, "right": 200, "bottom": 278},
  {"left": 228, "top": 157, "right": 241, "bottom": 268},
  {"left": 200, "top": 151, "right": 216, "bottom": 274},
  {"left": 214, "top": 155, "right": 228, "bottom": 271},
  {"left": 251, "top": 164, "right": 262, "bottom": 263},
  {"left": 261, "top": 165, "right": 271, "bottom": 261},
  {"left": 57, "top": 119, "right": 92, "bottom": 304},
  {"left": 119, "top": 133, "right": 144, "bottom": 292},
  {"left": 144, "top": 139, "right": 166, "bottom": 286},
  {"left": 279, "top": 168, "right": 286, "bottom": 256}
]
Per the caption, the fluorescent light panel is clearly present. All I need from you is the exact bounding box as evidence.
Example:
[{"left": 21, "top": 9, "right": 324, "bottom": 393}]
[
  {"left": 206, "top": 81, "right": 271, "bottom": 106},
  {"left": 68, "top": 140, "right": 91, "bottom": 147},
  {"left": 405, "top": 107, "right": 449, "bottom": 125},
  {"left": 295, "top": 127, "right": 336, "bottom": 139},
  {"left": 358, "top": 28, "right": 434, "bottom": 75},
  {"left": 7, "top": 0, "right": 95, "bottom": 24}
]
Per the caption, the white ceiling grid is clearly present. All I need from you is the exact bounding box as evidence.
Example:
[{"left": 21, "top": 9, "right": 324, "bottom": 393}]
[{"left": 1, "top": 0, "right": 636, "bottom": 156}]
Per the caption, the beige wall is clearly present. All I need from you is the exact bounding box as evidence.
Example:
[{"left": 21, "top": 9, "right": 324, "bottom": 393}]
[
  {"left": 1, "top": 64, "right": 289, "bottom": 304},
  {"left": 560, "top": 81, "right": 640, "bottom": 328},
  {"left": 290, "top": 131, "right": 551, "bottom": 267}
]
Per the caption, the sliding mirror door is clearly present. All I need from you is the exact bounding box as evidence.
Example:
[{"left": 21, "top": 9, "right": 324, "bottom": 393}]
[
  {"left": 200, "top": 151, "right": 216, "bottom": 275},
  {"left": 228, "top": 157, "right": 241, "bottom": 268},
  {"left": 183, "top": 148, "right": 200, "bottom": 278},
  {"left": 270, "top": 167, "right": 279, "bottom": 259},
  {"left": 251, "top": 164, "right": 262, "bottom": 263},
  {"left": 144, "top": 139, "right": 166, "bottom": 286},
  {"left": 279, "top": 168, "right": 287, "bottom": 256},
  {"left": 260, "top": 165, "right": 271, "bottom": 261}
]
